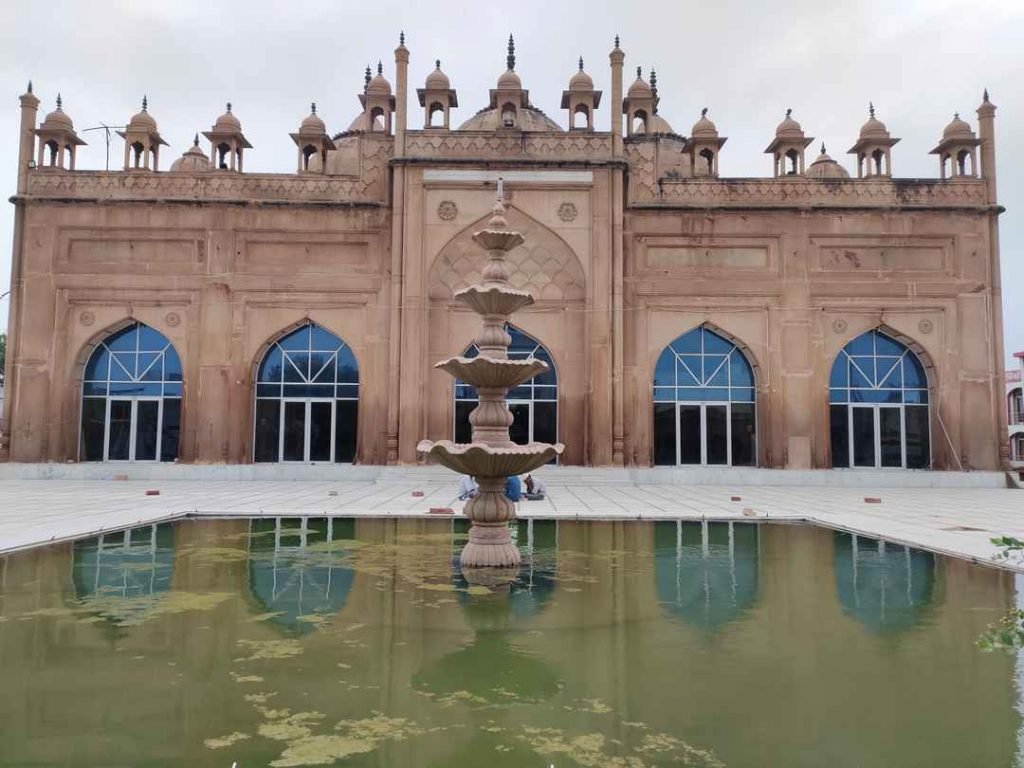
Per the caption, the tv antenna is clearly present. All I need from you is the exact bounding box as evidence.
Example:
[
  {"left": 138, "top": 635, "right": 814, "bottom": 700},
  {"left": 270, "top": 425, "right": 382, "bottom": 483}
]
[{"left": 81, "top": 123, "right": 125, "bottom": 171}]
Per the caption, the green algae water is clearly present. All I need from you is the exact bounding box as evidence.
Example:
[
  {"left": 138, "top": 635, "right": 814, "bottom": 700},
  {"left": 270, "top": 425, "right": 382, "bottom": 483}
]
[{"left": 0, "top": 517, "right": 1019, "bottom": 767}]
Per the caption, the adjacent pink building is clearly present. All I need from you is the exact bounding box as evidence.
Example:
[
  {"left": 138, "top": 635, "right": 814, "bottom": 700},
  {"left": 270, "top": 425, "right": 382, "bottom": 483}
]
[{"left": 1008, "top": 353, "right": 1024, "bottom": 469}]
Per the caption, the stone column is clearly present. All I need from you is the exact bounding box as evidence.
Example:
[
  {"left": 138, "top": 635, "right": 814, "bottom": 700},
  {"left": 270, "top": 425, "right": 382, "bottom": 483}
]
[{"left": 609, "top": 38, "right": 624, "bottom": 156}]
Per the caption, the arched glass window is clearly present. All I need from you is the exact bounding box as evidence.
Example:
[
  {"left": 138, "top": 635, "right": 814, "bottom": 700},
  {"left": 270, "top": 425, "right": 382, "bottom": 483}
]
[
  {"left": 829, "top": 330, "right": 930, "bottom": 469},
  {"left": 454, "top": 325, "right": 557, "bottom": 446},
  {"left": 80, "top": 323, "right": 182, "bottom": 462},
  {"left": 254, "top": 323, "right": 359, "bottom": 463},
  {"left": 652, "top": 326, "right": 756, "bottom": 466}
]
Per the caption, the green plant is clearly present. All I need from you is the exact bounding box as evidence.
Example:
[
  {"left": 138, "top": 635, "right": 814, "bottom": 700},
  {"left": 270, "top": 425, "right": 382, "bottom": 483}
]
[{"left": 978, "top": 609, "right": 1024, "bottom": 651}]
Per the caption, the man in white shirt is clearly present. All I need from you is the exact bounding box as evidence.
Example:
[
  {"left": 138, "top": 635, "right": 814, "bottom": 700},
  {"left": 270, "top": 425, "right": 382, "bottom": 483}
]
[
  {"left": 457, "top": 474, "right": 478, "bottom": 500},
  {"left": 523, "top": 474, "right": 547, "bottom": 500}
]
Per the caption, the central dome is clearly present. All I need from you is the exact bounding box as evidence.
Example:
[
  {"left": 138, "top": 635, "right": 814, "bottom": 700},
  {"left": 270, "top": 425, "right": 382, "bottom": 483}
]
[{"left": 458, "top": 106, "right": 563, "bottom": 132}]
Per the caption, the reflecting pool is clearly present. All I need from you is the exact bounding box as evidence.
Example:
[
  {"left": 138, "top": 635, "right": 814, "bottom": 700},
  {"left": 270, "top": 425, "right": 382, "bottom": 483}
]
[{"left": 0, "top": 518, "right": 1019, "bottom": 767}]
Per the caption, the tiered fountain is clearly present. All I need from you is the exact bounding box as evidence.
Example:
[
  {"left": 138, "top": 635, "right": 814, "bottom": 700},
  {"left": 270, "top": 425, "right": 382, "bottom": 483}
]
[{"left": 418, "top": 183, "right": 563, "bottom": 568}]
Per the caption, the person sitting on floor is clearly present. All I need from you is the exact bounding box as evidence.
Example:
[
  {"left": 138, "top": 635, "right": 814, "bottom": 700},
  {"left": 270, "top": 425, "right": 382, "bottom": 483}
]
[
  {"left": 523, "top": 473, "right": 547, "bottom": 500},
  {"left": 504, "top": 474, "right": 522, "bottom": 503},
  {"left": 457, "top": 475, "right": 478, "bottom": 501}
]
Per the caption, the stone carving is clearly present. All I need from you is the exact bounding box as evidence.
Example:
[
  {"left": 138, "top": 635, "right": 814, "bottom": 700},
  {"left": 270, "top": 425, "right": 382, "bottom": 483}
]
[
  {"left": 557, "top": 201, "right": 578, "bottom": 222},
  {"left": 918, "top": 319, "right": 934, "bottom": 335},
  {"left": 437, "top": 200, "right": 458, "bottom": 221},
  {"left": 405, "top": 132, "right": 611, "bottom": 161},
  {"left": 832, "top": 318, "right": 847, "bottom": 334},
  {"left": 79, "top": 310, "right": 95, "bottom": 327},
  {"left": 165, "top": 312, "right": 181, "bottom": 327},
  {"left": 429, "top": 207, "right": 585, "bottom": 302}
]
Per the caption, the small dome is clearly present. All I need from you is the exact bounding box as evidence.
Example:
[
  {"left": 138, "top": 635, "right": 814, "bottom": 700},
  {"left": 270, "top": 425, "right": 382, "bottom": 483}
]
[
  {"left": 367, "top": 69, "right": 392, "bottom": 96},
  {"left": 458, "top": 105, "right": 562, "bottom": 132},
  {"left": 691, "top": 108, "right": 717, "bottom": 138},
  {"left": 806, "top": 144, "right": 850, "bottom": 180},
  {"left": 425, "top": 60, "right": 450, "bottom": 90},
  {"left": 943, "top": 113, "right": 974, "bottom": 140},
  {"left": 170, "top": 135, "right": 211, "bottom": 173},
  {"left": 213, "top": 103, "right": 241, "bottom": 132},
  {"left": 627, "top": 69, "right": 652, "bottom": 99},
  {"left": 775, "top": 109, "right": 803, "bottom": 137},
  {"left": 569, "top": 58, "right": 593, "bottom": 91},
  {"left": 128, "top": 97, "right": 157, "bottom": 132},
  {"left": 41, "top": 96, "right": 74, "bottom": 131},
  {"left": 647, "top": 114, "right": 675, "bottom": 135},
  {"left": 858, "top": 104, "right": 890, "bottom": 139},
  {"left": 300, "top": 103, "right": 326, "bottom": 134},
  {"left": 497, "top": 68, "right": 522, "bottom": 90}
]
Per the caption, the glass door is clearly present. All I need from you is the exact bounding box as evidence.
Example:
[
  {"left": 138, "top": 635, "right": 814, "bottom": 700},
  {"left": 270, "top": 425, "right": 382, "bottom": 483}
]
[
  {"left": 104, "top": 398, "right": 162, "bottom": 461},
  {"left": 678, "top": 405, "right": 702, "bottom": 464},
  {"left": 850, "top": 404, "right": 905, "bottom": 469},
  {"left": 677, "top": 403, "right": 731, "bottom": 465},
  {"left": 705, "top": 405, "right": 729, "bottom": 465},
  {"left": 281, "top": 400, "right": 307, "bottom": 462},
  {"left": 879, "top": 406, "right": 903, "bottom": 468},
  {"left": 280, "top": 399, "right": 335, "bottom": 463}
]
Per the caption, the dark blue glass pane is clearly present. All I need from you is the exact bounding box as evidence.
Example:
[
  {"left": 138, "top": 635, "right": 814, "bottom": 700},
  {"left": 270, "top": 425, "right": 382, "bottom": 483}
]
[
  {"left": 730, "top": 356, "right": 754, "bottom": 388},
  {"left": 703, "top": 331, "right": 733, "bottom": 354},
  {"left": 310, "top": 352, "right": 334, "bottom": 382},
  {"left": 849, "top": 362, "right": 873, "bottom": 390},
  {"left": 335, "top": 384, "right": 359, "bottom": 400},
  {"left": 672, "top": 329, "right": 701, "bottom": 354},
  {"left": 534, "top": 385, "right": 557, "bottom": 401},
  {"left": 509, "top": 386, "right": 531, "bottom": 400},
  {"left": 105, "top": 325, "right": 138, "bottom": 352},
  {"left": 508, "top": 327, "right": 538, "bottom": 355},
  {"left": 850, "top": 357, "right": 876, "bottom": 385},
  {"left": 731, "top": 387, "right": 756, "bottom": 403},
  {"left": 676, "top": 358, "right": 698, "bottom": 387},
  {"left": 336, "top": 348, "right": 359, "bottom": 382},
  {"left": 874, "top": 333, "right": 906, "bottom": 356},
  {"left": 283, "top": 383, "right": 334, "bottom": 398},
  {"left": 109, "top": 382, "right": 159, "bottom": 396},
  {"left": 164, "top": 348, "right": 183, "bottom": 380},
  {"left": 533, "top": 363, "right": 557, "bottom": 386},
  {"left": 676, "top": 389, "right": 707, "bottom": 402},
  {"left": 904, "top": 389, "right": 929, "bottom": 404},
  {"left": 258, "top": 347, "right": 284, "bottom": 382},
  {"left": 877, "top": 359, "right": 902, "bottom": 389},
  {"left": 653, "top": 387, "right": 674, "bottom": 402},
  {"left": 84, "top": 348, "right": 110, "bottom": 381},
  {"left": 138, "top": 353, "right": 161, "bottom": 381},
  {"left": 137, "top": 325, "right": 169, "bottom": 352},
  {"left": 680, "top": 355, "right": 702, "bottom": 383},
  {"left": 278, "top": 325, "right": 311, "bottom": 351},
  {"left": 163, "top": 383, "right": 183, "bottom": 397},
  {"left": 256, "top": 384, "right": 281, "bottom": 398},
  {"left": 708, "top": 360, "right": 729, "bottom": 386},
  {"left": 703, "top": 387, "right": 730, "bottom": 401},
  {"left": 903, "top": 357, "right": 926, "bottom": 387},
  {"left": 109, "top": 354, "right": 135, "bottom": 381},
  {"left": 283, "top": 352, "right": 309, "bottom": 382},
  {"left": 455, "top": 384, "right": 477, "bottom": 400},
  {"left": 829, "top": 388, "right": 847, "bottom": 404},
  {"left": 703, "top": 355, "right": 727, "bottom": 382},
  {"left": 846, "top": 333, "right": 875, "bottom": 356},
  {"left": 310, "top": 324, "right": 342, "bottom": 350},
  {"left": 83, "top": 382, "right": 107, "bottom": 396},
  {"left": 829, "top": 357, "right": 848, "bottom": 387},
  {"left": 462, "top": 344, "right": 480, "bottom": 360},
  {"left": 654, "top": 349, "right": 675, "bottom": 386},
  {"left": 852, "top": 389, "right": 900, "bottom": 404}
]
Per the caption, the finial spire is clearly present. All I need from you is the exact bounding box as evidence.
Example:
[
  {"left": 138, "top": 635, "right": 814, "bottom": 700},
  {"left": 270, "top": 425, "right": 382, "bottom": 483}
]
[
  {"left": 26, "top": 80, "right": 32, "bottom": 94},
  {"left": 614, "top": 34, "right": 620, "bottom": 49},
  {"left": 436, "top": 59, "right": 441, "bottom": 70},
  {"left": 365, "top": 65, "right": 372, "bottom": 91},
  {"left": 954, "top": 111, "right": 959, "bottom": 119},
  {"left": 226, "top": 101, "right": 232, "bottom": 113},
  {"left": 785, "top": 107, "right": 792, "bottom": 118},
  {"left": 142, "top": 95, "right": 148, "bottom": 112},
  {"left": 311, "top": 102, "right": 317, "bottom": 115},
  {"left": 193, "top": 133, "right": 199, "bottom": 147},
  {"left": 579, "top": 56, "right": 584, "bottom": 72},
  {"left": 650, "top": 68, "right": 658, "bottom": 113},
  {"left": 636, "top": 66, "right": 641, "bottom": 79},
  {"left": 507, "top": 34, "right": 515, "bottom": 71},
  {"left": 869, "top": 101, "right": 875, "bottom": 118},
  {"left": 701, "top": 107, "right": 708, "bottom": 117},
  {"left": 983, "top": 88, "right": 990, "bottom": 103},
  {"left": 56, "top": 93, "right": 62, "bottom": 110},
  {"left": 821, "top": 142, "right": 826, "bottom": 154},
  {"left": 399, "top": 30, "right": 405, "bottom": 45},
  {"left": 377, "top": 60, "right": 383, "bottom": 76}
]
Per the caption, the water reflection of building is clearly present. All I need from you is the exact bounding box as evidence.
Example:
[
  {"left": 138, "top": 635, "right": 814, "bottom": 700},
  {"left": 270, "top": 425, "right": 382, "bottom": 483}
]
[
  {"left": 246, "top": 517, "right": 355, "bottom": 634},
  {"left": 654, "top": 520, "right": 760, "bottom": 630},
  {"left": 833, "top": 531, "right": 936, "bottom": 633},
  {"left": 72, "top": 523, "right": 174, "bottom": 599}
]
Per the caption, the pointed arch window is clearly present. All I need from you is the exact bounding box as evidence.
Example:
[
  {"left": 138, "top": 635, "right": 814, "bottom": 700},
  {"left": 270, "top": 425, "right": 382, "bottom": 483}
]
[
  {"left": 80, "top": 323, "right": 182, "bottom": 462},
  {"left": 828, "top": 329, "right": 930, "bottom": 469},
  {"left": 254, "top": 323, "right": 359, "bottom": 463},
  {"left": 453, "top": 325, "right": 557, "bottom": 447},
  {"left": 652, "top": 326, "right": 756, "bottom": 466}
]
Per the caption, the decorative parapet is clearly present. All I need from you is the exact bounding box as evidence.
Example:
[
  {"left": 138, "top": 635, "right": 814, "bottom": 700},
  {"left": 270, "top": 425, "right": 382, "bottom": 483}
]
[
  {"left": 402, "top": 130, "right": 613, "bottom": 163},
  {"left": 632, "top": 176, "right": 991, "bottom": 209},
  {"left": 24, "top": 137, "right": 391, "bottom": 205}
]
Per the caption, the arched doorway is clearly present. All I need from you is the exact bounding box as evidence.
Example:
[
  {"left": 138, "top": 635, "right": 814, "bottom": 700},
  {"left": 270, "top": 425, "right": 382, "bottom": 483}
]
[
  {"left": 652, "top": 325, "right": 757, "bottom": 466},
  {"left": 79, "top": 322, "right": 182, "bottom": 462},
  {"left": 453, "top": 325, "right": 557, "bottom": 446},
  {"left": 829, "top": 329, "right": 930, "bottom": 469},
  {"left": 253, "top": 322, "right": 359, "bottom": 463}
]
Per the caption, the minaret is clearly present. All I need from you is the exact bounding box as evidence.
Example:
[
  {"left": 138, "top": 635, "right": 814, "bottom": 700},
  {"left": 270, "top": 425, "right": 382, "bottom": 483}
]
[
  {"left": 977, "top": 89, "right": 997, "bottom": 203},
  {"left": 394, "top": 31, "right": 409, "bottom": 155},
  {"left": 609, "top": 36, "right": 624, "bottom": 154},
  {"left": 17, "top": 81, "right": 39, "bottom": 194}
]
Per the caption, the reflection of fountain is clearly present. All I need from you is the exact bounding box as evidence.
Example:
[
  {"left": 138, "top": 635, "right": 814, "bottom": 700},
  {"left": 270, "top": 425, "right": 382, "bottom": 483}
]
[{"left": 418, "top": 183, "right": 563, "bottom": 568}]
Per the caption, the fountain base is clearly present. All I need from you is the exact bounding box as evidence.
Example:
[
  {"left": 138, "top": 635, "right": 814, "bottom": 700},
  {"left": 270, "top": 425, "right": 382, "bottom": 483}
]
[{"left": 460, "top": 522, "right": 522, "bottom": 568}]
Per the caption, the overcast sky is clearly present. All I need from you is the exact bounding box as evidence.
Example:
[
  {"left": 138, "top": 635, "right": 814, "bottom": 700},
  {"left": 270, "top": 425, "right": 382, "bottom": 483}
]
[{"left": 0, "top": 0, "right": 1021, "bottom": 365}]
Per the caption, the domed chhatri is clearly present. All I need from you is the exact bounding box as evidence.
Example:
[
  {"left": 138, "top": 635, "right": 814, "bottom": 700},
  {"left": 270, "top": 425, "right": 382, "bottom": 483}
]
[{"left": 418, "top": 181, "right": 564, "bottom": 569}]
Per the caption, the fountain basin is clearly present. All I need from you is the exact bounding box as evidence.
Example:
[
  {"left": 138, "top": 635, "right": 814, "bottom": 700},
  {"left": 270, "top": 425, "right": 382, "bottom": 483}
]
[
  {"left": 436, "top": 356, "right": 549, "bottom": 389},
  {"left": 417, "top": 440, "right": 564, "bottom": 477},
  {"left": 455, "top": 285, "right": 534, "bottom": 317}
]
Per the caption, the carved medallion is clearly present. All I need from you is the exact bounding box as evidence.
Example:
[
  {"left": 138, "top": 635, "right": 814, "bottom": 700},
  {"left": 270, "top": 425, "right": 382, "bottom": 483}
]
[
  {"left": 165, "top": 312, "right": 182, "bottom": 328},
  {"left": 831, "top": 318, "right": 847, "bottom": 334},
  {"left": 557, "top": 201, "right": 578, "bottom": 222},
  {"left": 918, "top": 319, "right": 934, "bottom": 335},
  {"left": 437, "top": 200, "right": 458, "bottom": 221},
  {"left": 79, "top": 311, "right": 95, "bottom": 327}
]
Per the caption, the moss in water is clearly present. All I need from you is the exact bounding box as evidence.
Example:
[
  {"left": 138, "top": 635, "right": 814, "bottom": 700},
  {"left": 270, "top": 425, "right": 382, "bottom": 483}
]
[
  {"left": 204, "top": 732, "right": 250, "bottom": 749},
  {"left": 235, "top": 639, "right": 303, "bottom": 661}
]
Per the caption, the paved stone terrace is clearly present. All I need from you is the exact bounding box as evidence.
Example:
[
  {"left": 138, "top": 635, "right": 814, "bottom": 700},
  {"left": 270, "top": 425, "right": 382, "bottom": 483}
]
[{"left": 0, "top": 472, "right": 1021, "bottom": 572}]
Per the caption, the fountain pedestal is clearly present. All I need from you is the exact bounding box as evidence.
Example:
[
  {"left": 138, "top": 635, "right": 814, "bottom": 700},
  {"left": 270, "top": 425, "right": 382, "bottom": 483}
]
[{"left": 417, "top": 192, "right": 563, "bottom": 569}]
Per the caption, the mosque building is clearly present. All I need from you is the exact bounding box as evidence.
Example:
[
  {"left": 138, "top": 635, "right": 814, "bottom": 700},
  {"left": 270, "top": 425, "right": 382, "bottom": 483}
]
[{"left": 0, "top": 35, "right": 1010, "bottom": 471}]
